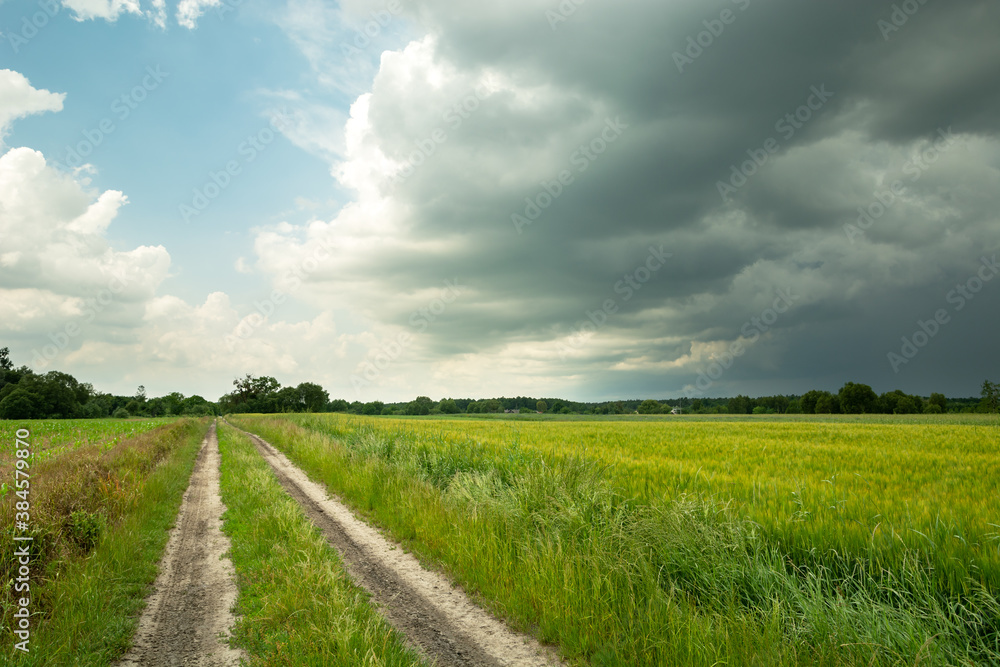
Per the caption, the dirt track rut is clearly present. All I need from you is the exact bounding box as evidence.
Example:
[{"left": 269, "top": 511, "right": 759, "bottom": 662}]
[
  {"left": 117, "top": 422, "right": 243, "bottom": 667},
  {"left": 236, "top": 424, "right": 562, "bottom": 667}
]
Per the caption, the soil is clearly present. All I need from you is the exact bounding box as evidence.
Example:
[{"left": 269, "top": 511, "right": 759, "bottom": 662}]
[
  {"left": 238, "top": 424, "right": 563, "bottom": 667},
  {"left": 116, "top": 422, "right": 244, "bottom": 667}
]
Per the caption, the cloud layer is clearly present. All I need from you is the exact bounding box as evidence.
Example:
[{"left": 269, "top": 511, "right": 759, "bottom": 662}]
[
  {"left": 2, "top": 1, "right": 997, "bottom": 401},
  {"left": 249, "top": 0, "right": 1000, "bottom": 398}
]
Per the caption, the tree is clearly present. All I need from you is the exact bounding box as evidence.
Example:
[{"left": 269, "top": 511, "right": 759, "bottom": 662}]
[
  {"left": 233, "top": 374, "right": 280, "bottom": 405},
  {"left": 0, "top": 388, "right": 44, "bottom": 419},
  {"left": 727, "top": 395, "right": 752, "bottom": 415},
  {"left": 480, "top": 398, "right": 503, "bottom": 413},
  {"left": 800, "top": 390, "right": 824, "bottom": 414},
  {"left": 275, "top": 386, "right": 302, "bottom": 412},
  {"left": 162, "top": 392, "right": 185, "bottom": 415},
  {"left": 928, "top": 393, "right": 947, "bottom": 412},
  {"left": 0, "top": 347, "right": 13, "bottom": 372},
  {"left": 406, "top": 396, "right": 434, "bottom": 415},
  {"left": 637, "top": 399, "right": 661, "bottom": 414},
  {"left": 536, "top": 400, "right": 548, "bottom": 413},
  {"left": 838, "top": 382, "right": 878, "bottom": 414},
  {"left": 982, "top": 380, "right": 999, "bottom": 413},
  {"left": 180, "top": 395, "right": 216, "bottom": 416},
  {"left": 362, "top": 401, "right": 384, "bottom": 415},
  {"left": 879, "top": 389, "right": 922, "bottom": 414},
  {"left": 438, "top": 398, "right": 459, "bottom": 414},
  {"left": 329, "top": 399, "right": 350, "bottom": 412},
  {"left": 814, "top": 392, "right": 839, "bottom": 414},
  {"left": 297, "top": 382, "right": 329, "bottom": 412}
]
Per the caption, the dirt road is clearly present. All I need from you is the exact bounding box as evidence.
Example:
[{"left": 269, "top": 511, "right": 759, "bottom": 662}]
[
  {"left": 237, "top": 424, "right": 562, "bottom": 667},
  {"left": 116, "top": 422, "right": 243, "bottom": 667}
]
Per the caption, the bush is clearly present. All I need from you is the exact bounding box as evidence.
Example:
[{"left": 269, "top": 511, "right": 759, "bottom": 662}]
[
  {"left": 112, "top": 407, "right": 130, "bottom": 419},
  {"left": 67, "top": 511, "right": 106, "bottom": 552}
]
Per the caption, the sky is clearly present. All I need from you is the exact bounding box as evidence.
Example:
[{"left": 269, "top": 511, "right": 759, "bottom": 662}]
[{"left": 0, "top": 0, "right": 998, "bottom": 403}]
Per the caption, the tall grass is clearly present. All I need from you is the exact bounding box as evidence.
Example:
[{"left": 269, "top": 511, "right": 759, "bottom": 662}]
[
  {"left": 232, "top": 414, "right": 1000, "bottom": 666},
  {"left": 287, "top": 415, "right": 1000, "bottom": 596},
  {"left": 0, "top": 418, "right": 209, "bottom": 665},
  {"left": 0, "top": 419, "right": 171, "bottom": 468},
  {"left": 216, "top": 422, "right": 427, "bottom": 666}
]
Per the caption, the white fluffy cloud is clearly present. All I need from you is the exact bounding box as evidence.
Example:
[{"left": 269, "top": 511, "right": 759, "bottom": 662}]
[
  {"left": 0, "top": 70, "right": 65, "bottom": 141},
  {"left": 0, "top": 146, "right": 171, "bottom": 345},
  {"left": 176, "top": 0, "right": 221, "bottom": 29},
  {"left": 55, "top": 0, "right": 220, "bottom": 28},
  {"left": 61, "top": 0, "right": 142, "bottom": 22}
]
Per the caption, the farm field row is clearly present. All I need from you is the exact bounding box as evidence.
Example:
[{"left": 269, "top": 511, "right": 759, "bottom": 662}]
[
  {"left": 230, "top": 412, "right": 1000, "bottom": 666},
  {"left": 0, "top": 418, "right": 210, "bottom": 665},
  {"left": 287, "top": 413, "right": 1000, "bottom": 592},
  {"left": 0, "top": 419, "right": 175, "bottom": 467}
]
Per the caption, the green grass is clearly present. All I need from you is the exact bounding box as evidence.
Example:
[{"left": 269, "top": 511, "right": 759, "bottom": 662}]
[
  {"left": 231, "top": 414, "right": 1000, "bottom": 667},
  {"left": 397, "top": 412, "right": 999, "bottom": 425},
  {"left": 0, "top": 418, "right": 209, "bottom": 665},
  {"left": 216, "top": 421, "right": 428, "bottom": 666}
]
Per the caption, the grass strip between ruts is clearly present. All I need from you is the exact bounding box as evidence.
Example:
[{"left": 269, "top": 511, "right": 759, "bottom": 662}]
[{"left": 216, "top": 421, "right": 427, "bottom": 667}]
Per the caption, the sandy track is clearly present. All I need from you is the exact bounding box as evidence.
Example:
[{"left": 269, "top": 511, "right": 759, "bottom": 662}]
[
  {"left": 234, "top": 423, "right": 562, "bottom": 667},
  {"left": 117, "top": 422, "right": 244, "bottom": 667}
]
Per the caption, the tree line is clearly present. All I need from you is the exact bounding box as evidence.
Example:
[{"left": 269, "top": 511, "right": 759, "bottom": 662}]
[
  {"left": 318, "top": 381, "right": 998, "bottom": 417},
  {"left": 0, "top": 348, "right": 216, "bottom": 419},
  {"left": 1, "top": 347, "right": 997, "bottom": 419}
]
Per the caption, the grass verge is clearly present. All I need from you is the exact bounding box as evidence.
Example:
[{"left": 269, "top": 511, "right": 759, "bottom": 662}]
[
  {"left": 216, "top": 421, "right": 427, "bottom": 666},
  {"left": 0, "top": 418, "right": 210, "bottom": 665},
  {"left": 231, "top": 414, "right": 1000, "bottom": 667}
]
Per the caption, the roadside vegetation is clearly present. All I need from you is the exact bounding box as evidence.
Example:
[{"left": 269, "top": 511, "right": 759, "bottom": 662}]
[
  {"left": 231, "top": 413, "right": 1000, "bottom": 666},
  {"left": 0, "top": 418, "right": 209, "bottom": 665},
  {"left": 215, "top": 421, "right": 427, "bottom": 666}
]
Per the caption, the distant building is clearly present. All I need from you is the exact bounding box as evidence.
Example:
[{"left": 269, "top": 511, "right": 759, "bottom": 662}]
[
  {"left": 671, "top": 407, "right": 682, "bottom": 415},
  {"left": 504, "top": 409, "right": 520, "bottom": 414}
]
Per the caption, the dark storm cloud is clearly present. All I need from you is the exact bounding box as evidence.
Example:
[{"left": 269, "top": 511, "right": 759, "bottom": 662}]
[{"left": 263, "top": 0, "right": 1000, "bottom": 397}]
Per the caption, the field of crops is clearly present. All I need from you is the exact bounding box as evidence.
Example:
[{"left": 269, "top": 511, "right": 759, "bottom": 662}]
[
  {"left": 232, "top": 412, "right": 1000, "bottom": 666},
  {"left": 307, "top": 415, "right": 1000, "bottom": 592},
  {"left": 0, "top": 418, "right": 174, "bottom": 467}
]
